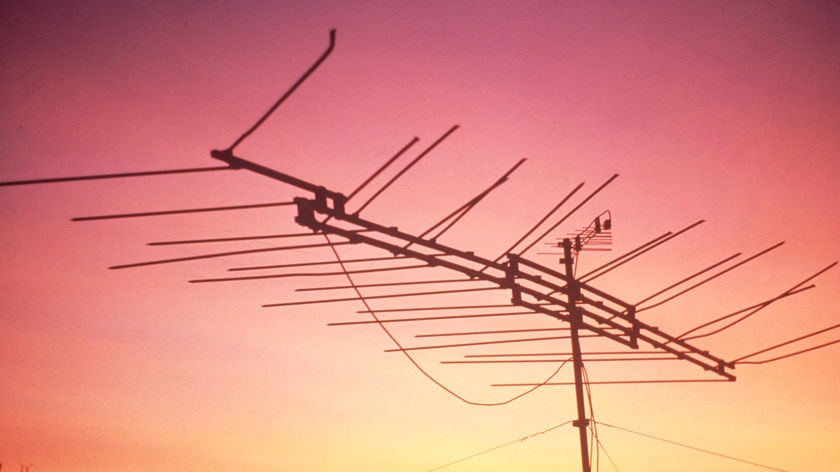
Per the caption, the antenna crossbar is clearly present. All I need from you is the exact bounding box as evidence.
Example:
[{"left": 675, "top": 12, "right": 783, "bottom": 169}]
[{"left": 277, "top": 180, "right": 736, "bottom": 380}]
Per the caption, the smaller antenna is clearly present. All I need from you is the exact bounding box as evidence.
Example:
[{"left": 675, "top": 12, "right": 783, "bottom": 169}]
[{"left": 566, "top": 210, "right": 613, "bottom": 256}]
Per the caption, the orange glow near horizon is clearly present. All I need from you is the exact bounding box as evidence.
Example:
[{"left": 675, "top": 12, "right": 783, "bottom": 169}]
[{"left": 2, "top": 2, "right": 839, "bottom": 471}]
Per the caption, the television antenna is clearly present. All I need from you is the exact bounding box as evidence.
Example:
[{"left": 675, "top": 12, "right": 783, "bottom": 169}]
[{"left": 2, "top": 30, "right": 837, "bottom": 472}]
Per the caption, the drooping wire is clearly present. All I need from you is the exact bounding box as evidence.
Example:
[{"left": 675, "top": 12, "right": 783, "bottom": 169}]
[
  {"left": 322, "top": 233, "right": 568, "bottom": 407},
  {"left": 594, "top": 421, "right": 790, "bottom": 472},
  {"left": 591, "top": 431, "right": 621, "bottom": 472},
  {"left": 423, "top": 420, "right": 574, "bottom": 472}
]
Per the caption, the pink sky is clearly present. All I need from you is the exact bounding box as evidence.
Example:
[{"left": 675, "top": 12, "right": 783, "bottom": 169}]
[{"left": 2, "top": 1, "right": 839, "bottom": 471}]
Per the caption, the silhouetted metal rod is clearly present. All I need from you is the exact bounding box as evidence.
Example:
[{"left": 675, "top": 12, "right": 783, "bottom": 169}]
[
  {"left": 514, "top": 298, "right": 633, "bottom": 349},
  {"left": 324, "top": 213, "right": 728, "bottom": 376},
  {"left": 417, "top": 327, "right": 574, "bottom": 338},
  {"left": 347, "top": 137, "right": 420, "bottom": 201},
  {"left": 516, "top": 174, "right": 619, "bottom": 258},
  {"left": 464, "top": 349, "right": 689, "bottom": 358},
  {"left": 634, "top": 252, "right": 742, "bottom": 307},
  {"left": 463, "top": 350, "right": 691, "bottom": 358},
  {"left": 443, "top": 356, "right": 681, "bottom": 364},
  {"left": 228, "top": 254, "right": 427, "bottom": 272},
  {"left": 564, "top": 238, "right": 613, "bottom": 244},
  {"left": 295, "top": 186, "right": 733, "bottom": 377},
  {"left": 621, "top": 319, "right": 734, "bottom": 377},
  {"left": 515, "top": 255, "right": 634, "bottom": 317},
  {"left": 767, "top": 338, "right": 840, "bottom": 363},
  {"left": 151, "top": 232, "right": 310, "bottom": 246},
  {"left": 492, "top": 379, "right": 732, "bottom": 387},
  {"left": 510, "top": 254, "right": 638, "bottom": 346},
  {"left": 353, "top": 125, "right": 460, "bottom": 215},
  {"left": 732, "top": 323, "right": 840, "bottom": 364},
  {"left": 417, "top": 158, "right": 527, "bottom": 243},
  {"left": 226, "top": 161, "right": 599, "bottom": 339},
  {"left": 72, "top": 201, "right": 295, "bottom": 221},
  {"left": 384, "top": 334, "right": 601, "bottom": 352},
  {"left": 211, "top": 150, "right": 347, "bottom": 204},
  {"left": 321, "top": 137, "right": 421, "bottom": 226},
  {"left": 148, "top": 230, "right": 366, "bottom": 246},
  {"left": 356, "top": 304, "right": 551, "bottom": 314},
  {"left": 0, "top": 166, "right": 231, "bottom": 187},
  {"left": 296, "top": 277, "right": 480, "bottom": 292},
  {"left": 261, "top": 286, "right": 500, "bottom": 308},
  {"left": 109, "top": 241, "right": 353, "bottom": 270},
  {"left": 636, "top": 324, "right": 734, "bottom": 376},
  {"left": 516, "top": 253, "right": 734, "bottom": 376},
  {"left": 637, "top": 241, "right": 785, "bottom": 313},
  {"left": 492, "top": 181, "right": 585, "bottom": 263},
  {"left": 328, "top": 310, "right": 538, "bottom": 326},
  {"left": 682, "top": 261, "right": 837, "bottom": 341},
  {"left": 225, "top": 29, "right": 336, "bottom": 152},
  {"left": 679, "top": 285, "right": 814, "bottom": 341},
  {"left": 426, "top": 221, "right": 730, "bottom": 375},
  {"left": 299, "top": 208, "right": 511, "bottom": 284},
  {"left": 581, "top": 219, "right": 707, "bottom": 283},
  {"left": 189, "top": 263, "right": 429, "bottom": 284},
  {"left": 735, "top": 339, "right": 840, "bottom": 365}
]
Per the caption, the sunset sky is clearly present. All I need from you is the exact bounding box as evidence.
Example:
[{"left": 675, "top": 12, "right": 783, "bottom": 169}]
[{"left": 2, "top": 1, "right": 839, "bottom": 471}]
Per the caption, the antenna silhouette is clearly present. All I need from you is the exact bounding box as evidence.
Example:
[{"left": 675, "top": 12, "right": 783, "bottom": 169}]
[{"left": 1, "top": 29, "right": 837, "bottom": 472}]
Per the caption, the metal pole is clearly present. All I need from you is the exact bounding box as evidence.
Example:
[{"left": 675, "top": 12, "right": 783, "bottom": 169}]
[{"left": 563, "top": 237, "right": 591, "bottom": 472}]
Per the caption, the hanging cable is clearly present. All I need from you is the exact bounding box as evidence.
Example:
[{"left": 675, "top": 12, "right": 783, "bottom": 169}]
[
  {"left": 423, "top": 421, "right": 574, "bottom": 472},
  {"left": 322, "top": 233, "right": 569, "bottom": 406},
  {"left": 590, "top": 424, "right": 621, "bottom": 472},
  {"left": 595, "top": 422, "right": 790, "bottom": 472}
]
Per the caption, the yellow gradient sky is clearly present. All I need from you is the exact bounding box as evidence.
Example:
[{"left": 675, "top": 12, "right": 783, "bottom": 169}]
[{"left": 1, "top": 1, "right": 839, "bottom": 471}]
